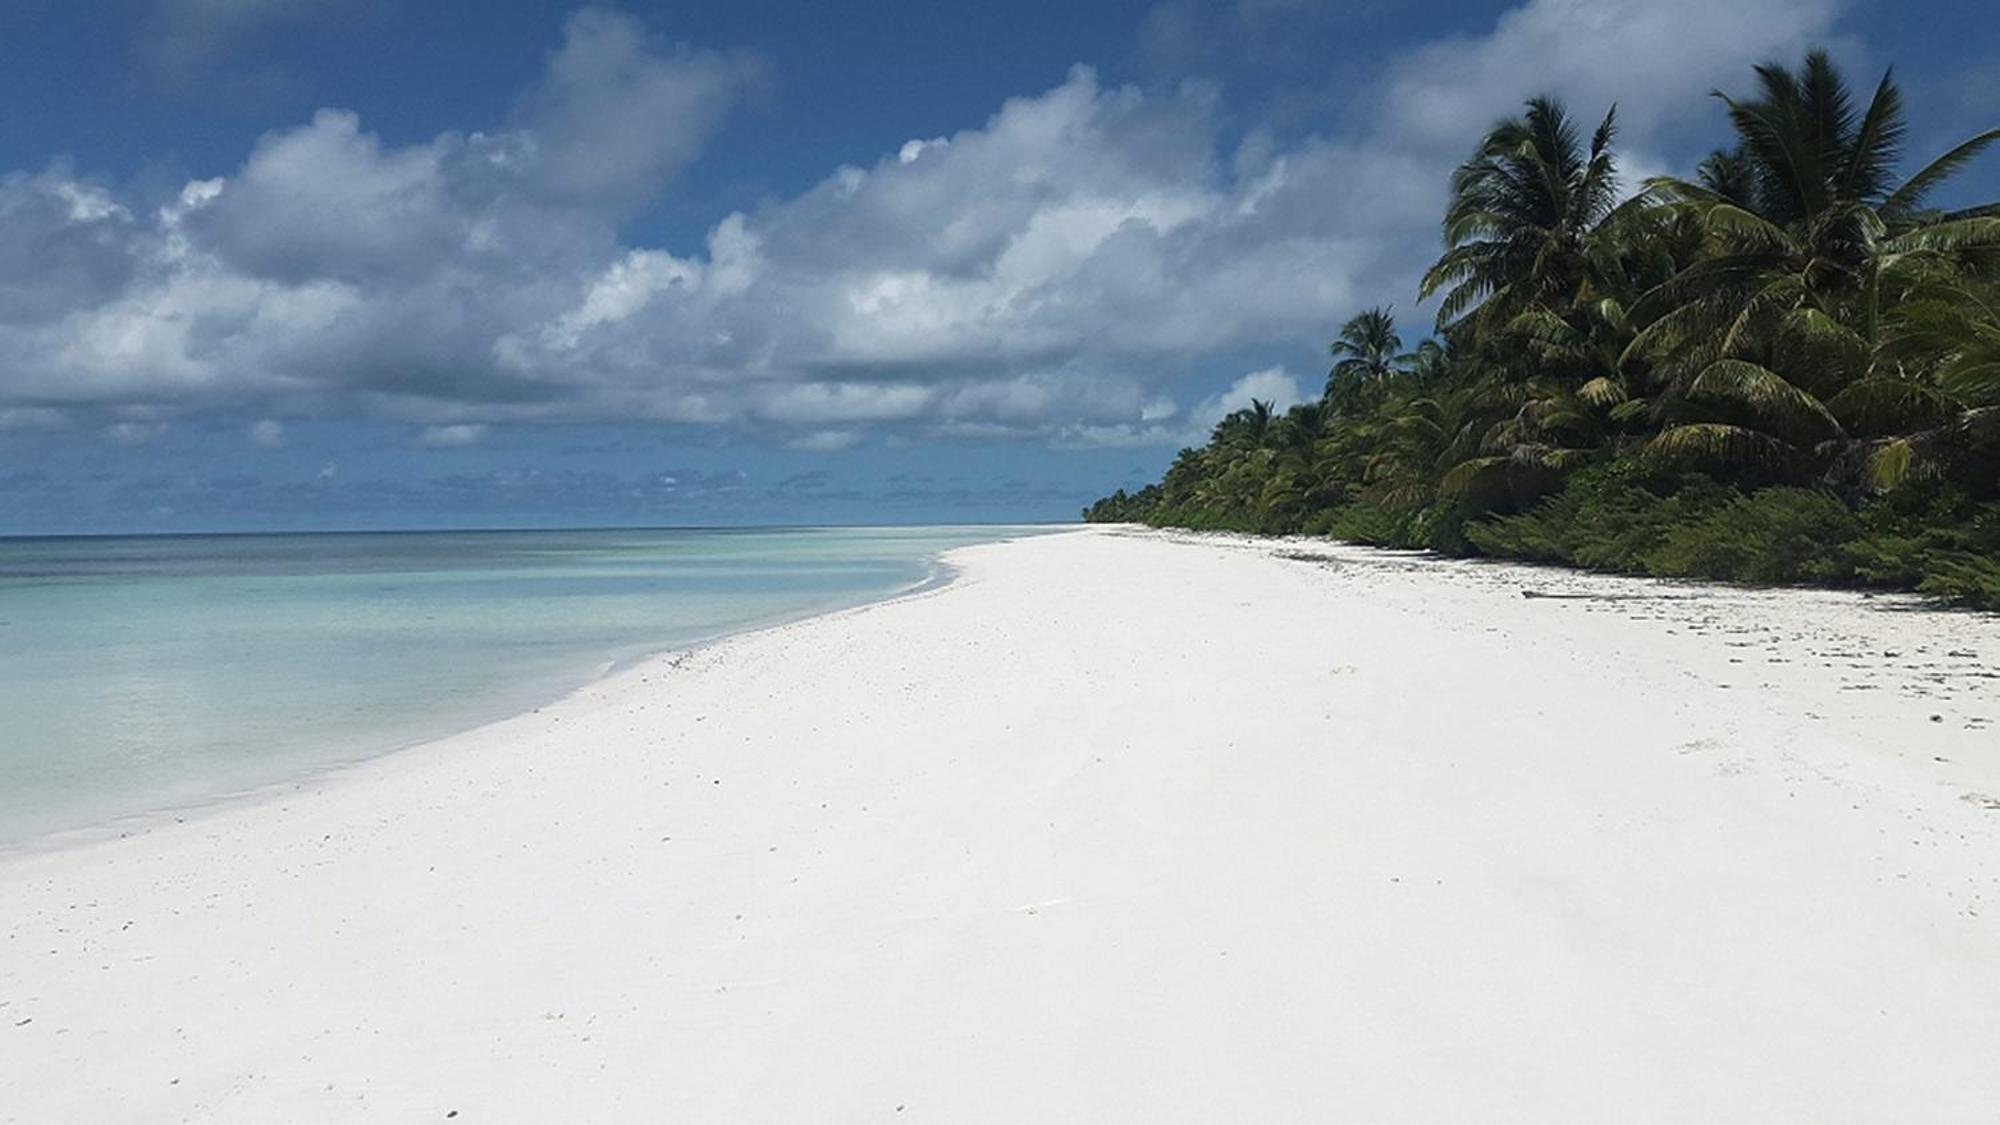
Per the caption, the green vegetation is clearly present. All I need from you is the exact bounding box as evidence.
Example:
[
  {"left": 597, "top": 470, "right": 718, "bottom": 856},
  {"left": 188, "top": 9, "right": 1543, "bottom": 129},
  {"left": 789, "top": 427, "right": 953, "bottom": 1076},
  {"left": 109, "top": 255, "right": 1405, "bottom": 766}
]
[{"left": 1084, "top": 50, "right": 2000, "bottom": 609}]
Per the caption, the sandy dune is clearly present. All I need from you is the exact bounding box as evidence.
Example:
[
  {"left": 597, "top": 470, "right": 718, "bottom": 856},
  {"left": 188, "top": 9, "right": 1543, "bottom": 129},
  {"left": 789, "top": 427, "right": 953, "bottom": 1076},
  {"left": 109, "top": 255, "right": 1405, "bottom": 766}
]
[{"left": 4, "top": 527, "right": 1998, "bottom": 1121}]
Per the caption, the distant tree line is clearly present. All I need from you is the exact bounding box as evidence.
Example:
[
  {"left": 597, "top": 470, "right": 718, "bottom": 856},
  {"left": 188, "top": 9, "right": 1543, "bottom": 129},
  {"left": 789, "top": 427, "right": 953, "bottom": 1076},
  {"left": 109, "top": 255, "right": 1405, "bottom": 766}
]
[{"left": 1086, "top": 51, "right": 2000, "bottom": 607}]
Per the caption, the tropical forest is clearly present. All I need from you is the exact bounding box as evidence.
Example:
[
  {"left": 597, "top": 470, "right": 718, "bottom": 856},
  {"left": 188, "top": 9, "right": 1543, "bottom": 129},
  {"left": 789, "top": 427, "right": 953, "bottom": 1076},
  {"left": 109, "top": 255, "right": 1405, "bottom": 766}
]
[{"left": 1083, "top": 51, "right": 2000, "bottom": 608}]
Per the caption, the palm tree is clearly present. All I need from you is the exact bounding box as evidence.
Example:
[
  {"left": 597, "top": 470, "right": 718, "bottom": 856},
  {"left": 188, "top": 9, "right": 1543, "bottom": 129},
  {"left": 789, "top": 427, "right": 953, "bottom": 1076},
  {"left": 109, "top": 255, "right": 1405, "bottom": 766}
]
[
  {"left": 1673, "top": 52, "right": 2000, "bottom": 236},
  {"left": 1085, "top": 45, "right": 2000, "bottom": 585},
  {"left": 1419, "top": 97, "right": 1624, "bottom": 336},
  {"left": 1328, "top": 308, "right": 1406, "bottom": 383},
  {"left": 1413, "top": 94, "right": 1643, "bottom": 503},
  {"left": 1325, "top": 307, "right": 1412, "bottom": 413},
  {"left": 1403, "top": 339, "right": 1453, "bottom": 389},
  {"left": 1258, "top": 402, "right": 1336, "bottom": 526},
  {"left": 1861, "top": 275, "right": 2000, "bottom": 486},
  {"left": 1275, "top": 400, "right": 1329, "bottom": 452},
  {"left": 1352, "top": 387, "right": 1479, "bottom": 510},
  {"left": 1213, "top": 399, "right": 1278, "bottom": 451},
  {"left": 1629, "top": 50, "right": 2000, "bottom": 481}
]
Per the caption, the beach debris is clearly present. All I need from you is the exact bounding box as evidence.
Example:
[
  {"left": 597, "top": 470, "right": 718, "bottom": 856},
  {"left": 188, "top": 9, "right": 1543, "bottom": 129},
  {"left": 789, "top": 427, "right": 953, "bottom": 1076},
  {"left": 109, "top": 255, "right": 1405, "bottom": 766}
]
[{"left": 1520, "top": 589, "right": 1704, "bottom": 602}]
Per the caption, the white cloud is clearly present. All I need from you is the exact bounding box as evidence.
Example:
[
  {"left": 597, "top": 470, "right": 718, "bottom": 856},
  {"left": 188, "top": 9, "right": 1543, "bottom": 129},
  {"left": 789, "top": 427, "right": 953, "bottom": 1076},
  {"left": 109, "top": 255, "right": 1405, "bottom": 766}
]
[
  {"left": 1056, "top": 365, "right": 1302, "bottom": 448},
  {"left": 0, "top": 0, "right": 1844, "bottom": 450},
  {"left": 104, "top": 421, "right": 167, "bottom": 447},
  {"left": 416, "top": 423, "right": 488, "bottom": 449},
  {"left": 481, "top": 62, "right": 1381, "bottom": 431},
  {"left": 786, "top": 428, "right": 866, "bottom": 453},
  {"left": 1378, "top": 0, "right": 1842, "bottom": 153},
  {"left": 0, "top": 164, "right": 141, "bottom": 325},
  {"left": 509, "top": 8, "right": 767, "bottom": 215},
  {"left": 897, "top": 137, "right": 947, "bottom": 163},
  {"left": 194, "top": 109, "right": 461, "bottom": 284},
  {"left": 1190, "top": 365, "right": 1303, "bottom": 430},
  {"left": 0, "top": 407, "right": 67, "bottom": 433},
  {"left": 545, "top": 248, "right": 701, "bottom": 347},
  {"left": 248, "top": 418, "right": 285, "bottom": 447}
]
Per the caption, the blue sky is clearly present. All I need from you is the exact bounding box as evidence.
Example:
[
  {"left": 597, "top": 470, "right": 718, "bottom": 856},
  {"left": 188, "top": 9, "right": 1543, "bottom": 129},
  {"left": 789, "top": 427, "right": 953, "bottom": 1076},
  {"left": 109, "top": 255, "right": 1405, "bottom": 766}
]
[{"left": 1, "top": 0, "right": 1995, "bottom": 532}]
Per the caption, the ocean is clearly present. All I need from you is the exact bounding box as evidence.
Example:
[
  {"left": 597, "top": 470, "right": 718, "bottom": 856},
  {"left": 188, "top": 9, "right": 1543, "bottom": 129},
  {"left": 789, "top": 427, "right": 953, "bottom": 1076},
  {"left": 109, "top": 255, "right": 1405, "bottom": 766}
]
[{"left": 0, "top": 525, "right": 1049, "bottom": 846}]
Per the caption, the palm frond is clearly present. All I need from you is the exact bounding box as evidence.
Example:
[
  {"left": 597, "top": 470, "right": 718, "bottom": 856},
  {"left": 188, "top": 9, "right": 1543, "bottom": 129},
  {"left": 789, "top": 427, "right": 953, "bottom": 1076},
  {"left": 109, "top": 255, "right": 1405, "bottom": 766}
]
[
  {"left": 1841, "top": 69, "right": 1906, "bottom": 200},
  {"left": 1881, "top": 126, "right": 2000, "bottom": 220},
  {"left": 1939, "top": 357, "right": 2000, "bottom": 403},
  {"left": 1863, "top": 437, "right": 1918, "bottom": 489},
  {"left": 1702, "top": 203, "right": 1794, "bottom": 253},
  {"left": 1687, "top": 359, "right": 1842, "bottom": 442},
  {"left": 1436, "top": 455, "right": 1511, "bottom": 499},
  {"left": 1825, "top": 377, "right": 1961, "bottom": 435},
  {"left": 1576, "top": 376, "right": 1628, "bottom": 407},
  {"left": 1644, "top": 422, "right": 1796, "bottom": 470},
  {"left": 1881, "top": 216, "right": 2000, "bottom": 258}
]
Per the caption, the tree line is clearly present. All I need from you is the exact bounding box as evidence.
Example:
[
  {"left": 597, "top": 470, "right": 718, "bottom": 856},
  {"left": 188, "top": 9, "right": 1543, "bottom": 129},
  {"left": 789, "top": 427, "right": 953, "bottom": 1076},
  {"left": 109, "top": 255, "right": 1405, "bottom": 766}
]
[{"left": 1085, "top": 51, "right": 2000, "bottom": 607}]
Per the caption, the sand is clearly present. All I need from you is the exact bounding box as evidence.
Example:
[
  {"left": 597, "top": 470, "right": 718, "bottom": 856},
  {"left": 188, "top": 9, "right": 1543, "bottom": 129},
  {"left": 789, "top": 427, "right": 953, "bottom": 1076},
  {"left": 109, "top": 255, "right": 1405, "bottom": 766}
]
[{"left": 4, "top": 527, "right": 1998, "bottom": 1122}]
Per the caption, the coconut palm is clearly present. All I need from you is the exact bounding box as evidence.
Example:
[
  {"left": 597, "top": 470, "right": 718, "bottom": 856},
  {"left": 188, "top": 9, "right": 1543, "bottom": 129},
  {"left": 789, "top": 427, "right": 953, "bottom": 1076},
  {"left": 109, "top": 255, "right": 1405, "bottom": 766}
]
[
  {"left": 1212, "top": 399, "right": 1278, "bottom": 451},
  {"left": 1859, "top": 276, "right": 2000, "bottom": 485},
  {"left": 1325, "top": 307, "right": 1412, "bottom": 411},
  {"left": 1404, "top": 339, "right": 1452, "bottom": 389},
  {"left": 1419, "top": 97, "right": 1624, "bottom": 336},
  {"left": 1629, "top": 51, "right": 2000, "bottom": 479},
  {"left": 1084, "top": 45, "right": 2000, "bottom": 602},
  {"left": 1352, "top": 387, "right": 1481, "bottom": 510},
  {"left": 1328, "top": 308, "right": 1406, "bottom": 382},
  {"left": 1275, "top": 400, "right": 1330, "bottom": 452}
]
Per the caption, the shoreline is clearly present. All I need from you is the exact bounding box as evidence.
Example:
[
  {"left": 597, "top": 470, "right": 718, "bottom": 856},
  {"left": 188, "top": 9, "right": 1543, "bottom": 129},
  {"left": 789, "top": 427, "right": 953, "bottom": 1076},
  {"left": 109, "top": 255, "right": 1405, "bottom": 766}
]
[
  {"left": 0, "top": 543, "right": 982, "bottom": 858},
  {"left": 1145, "top": 522, "right": 1986, "bottom": 610},
  {"left": 6, "top": 527, "right": 1997, "bottom": 1119}
]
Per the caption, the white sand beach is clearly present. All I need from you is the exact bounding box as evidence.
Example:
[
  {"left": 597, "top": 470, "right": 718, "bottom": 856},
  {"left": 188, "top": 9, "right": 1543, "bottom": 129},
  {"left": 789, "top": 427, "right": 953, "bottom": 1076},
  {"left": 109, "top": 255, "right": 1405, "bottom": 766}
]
[{"left": 4, "top": 527, "right": 1998, "bottom": 1122}]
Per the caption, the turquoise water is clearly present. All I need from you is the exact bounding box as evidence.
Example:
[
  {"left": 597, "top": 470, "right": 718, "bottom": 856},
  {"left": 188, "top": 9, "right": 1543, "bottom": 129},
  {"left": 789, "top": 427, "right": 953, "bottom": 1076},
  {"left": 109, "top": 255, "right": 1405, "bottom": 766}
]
[{"left": 0, "top": 525, "right": 1049, "bottom": 846}]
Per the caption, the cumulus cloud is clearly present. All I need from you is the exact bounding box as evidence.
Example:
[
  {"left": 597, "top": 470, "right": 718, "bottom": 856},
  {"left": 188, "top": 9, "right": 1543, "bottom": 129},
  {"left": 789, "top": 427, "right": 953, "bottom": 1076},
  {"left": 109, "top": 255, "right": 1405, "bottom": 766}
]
[
  {"left": 62, "top": 463, "right": 764, "bottom": 525},
  {"left": 1191, "top": 366, "right": 1304, "bottom": 429},
  {"left": 105, "top": 421, "right": 168, "bottom": 447},
  {"left": 0, "top": 0, "right": 1843, "bottom": 451},
  {"left": 486, "top": 63, "right": 1383, "bottom": 437},
  {"left": 1378, "top": 0, "right": 1842, "bottom": 149},
  {"left": 785, "top": 429, "right": 866, "bottom": 453},
  {"left": 0, "top": 407, "right": 68, "bottom": 432},
  {"left": 1058, "top": 364, "right": 1302, "bottom": 449},
  {"left": 0, "top": 165, "right": 138, "bottom": 324},
  {"left": 416, "top": 423, "right": 488, "bottom": 449},
  {"left": 512, "top": 8, "right": 768, "bottom": 215}
]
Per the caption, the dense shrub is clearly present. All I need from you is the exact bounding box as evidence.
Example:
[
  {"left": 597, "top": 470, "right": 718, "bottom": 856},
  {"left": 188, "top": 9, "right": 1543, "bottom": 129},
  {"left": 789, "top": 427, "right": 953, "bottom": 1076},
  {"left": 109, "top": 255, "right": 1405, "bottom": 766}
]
[
  {"left": 1642, "top": 489, "right": 1862, "bottom": 584},
  {"left": 1464, "top": 462, "right": 1726, "bottom": 570},
  {"left": 1462, "top": 464, "right": 2000, "bottom": 607},
  {"left": 1320, "top": 504, "right": 1414, "bottom": 547},
  {"left": 1846, "top": 485, "right": 2000, "bottom": 609}
]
